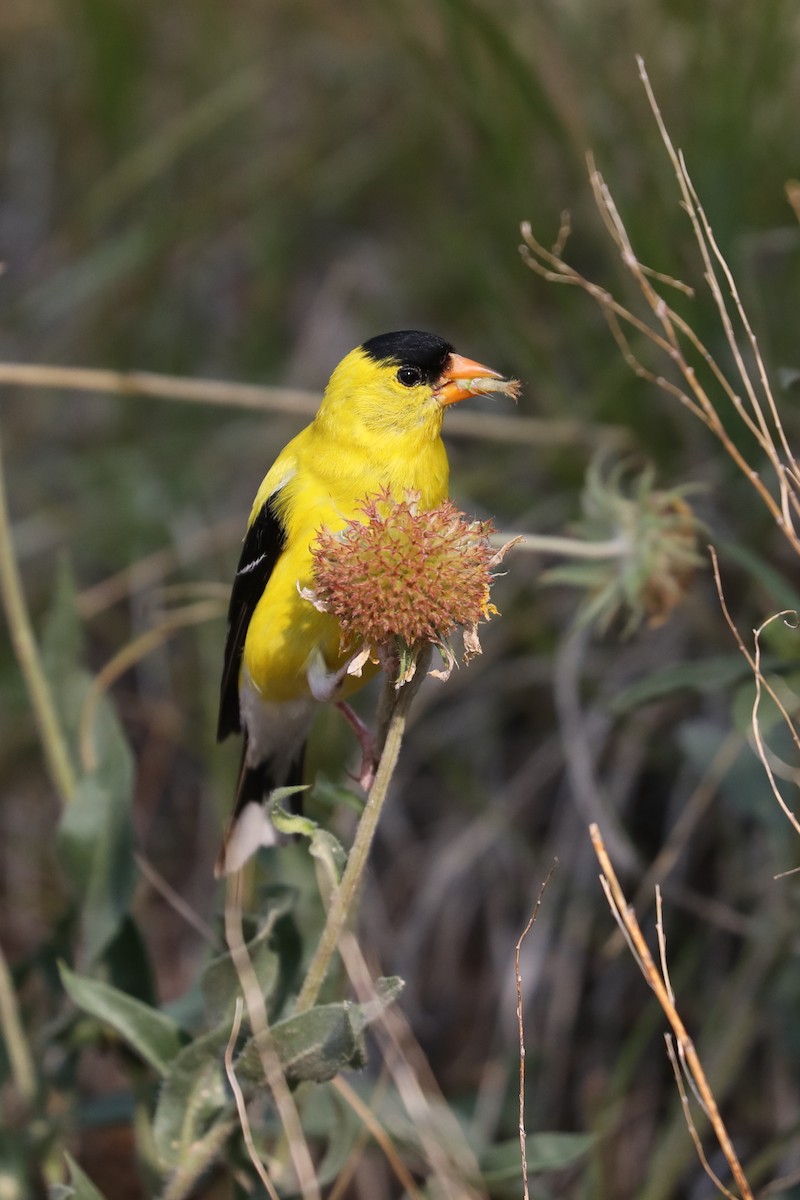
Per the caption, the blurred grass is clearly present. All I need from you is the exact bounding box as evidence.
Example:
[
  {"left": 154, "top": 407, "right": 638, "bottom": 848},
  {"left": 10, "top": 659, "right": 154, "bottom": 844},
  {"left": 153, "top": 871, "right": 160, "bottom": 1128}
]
[{"left": 2, "top": 0, "right": 800, "bottom": 1196}]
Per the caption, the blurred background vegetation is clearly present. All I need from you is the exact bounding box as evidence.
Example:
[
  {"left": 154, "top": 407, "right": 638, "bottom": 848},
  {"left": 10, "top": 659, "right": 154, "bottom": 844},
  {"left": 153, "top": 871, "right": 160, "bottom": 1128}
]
[{"left": 2, "top": 0, "right": 800, "bottom": 1196}]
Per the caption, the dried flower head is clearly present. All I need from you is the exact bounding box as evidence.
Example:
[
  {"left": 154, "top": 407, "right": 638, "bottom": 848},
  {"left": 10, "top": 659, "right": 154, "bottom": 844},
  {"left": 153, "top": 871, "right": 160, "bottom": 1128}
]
[
  {"left": 546, "top": 458, "right": 703, "bottom": 634},
  {"left": 306, "top": 490, "right": 510, "bottom": 684}
]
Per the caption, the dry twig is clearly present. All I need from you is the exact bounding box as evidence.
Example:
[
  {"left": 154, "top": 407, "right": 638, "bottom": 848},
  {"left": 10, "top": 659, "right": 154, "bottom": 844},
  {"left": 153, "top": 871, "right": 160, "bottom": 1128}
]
[
  {"left": 519, "top": 60, "right": 800, "bottom": 557},
  {"left": 224, "top": 997, "right": 282, "bottom": 1200},
  {"left": 134, "top": 852, "right": 221, "bottom": 948},
  {"left": 338, "top": 931, "right": 485, "bottom": 1200},
  {"left": 330, "top": 1074, "right": 423, "bottom": 1200},
  {"left": 708, "top": 547, "right": 800, "bottom": 841},
  {"left": 590, "top": 823, "right": 754, "bottom": 1200},
  {"left": 0, "top": 359, "right": 621, "bottom": 449},
  {"left": 516, "top": 862, "right": 559, "bottom": 1200},
  {"left": 664, "top": 1035, "right": 738, "bottom": 1200},
  {"left": 224, "top": 872, "right": 321, "bottom": 1200}
]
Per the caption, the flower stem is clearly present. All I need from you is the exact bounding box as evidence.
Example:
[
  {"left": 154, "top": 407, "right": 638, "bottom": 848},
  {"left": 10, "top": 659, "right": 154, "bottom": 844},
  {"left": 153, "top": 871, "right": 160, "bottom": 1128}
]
[
  {"left": 491, "top": 530, "right": 628, "bottom": 560},
  {"left": 0, "top": 940, "right": 37, "bottom": 1105},
  {"left": 294, "top": 649, "right": 430, "bottom": 1014},
  {"left": 0, "top": 424, "right": 77, "bottom": 806}
]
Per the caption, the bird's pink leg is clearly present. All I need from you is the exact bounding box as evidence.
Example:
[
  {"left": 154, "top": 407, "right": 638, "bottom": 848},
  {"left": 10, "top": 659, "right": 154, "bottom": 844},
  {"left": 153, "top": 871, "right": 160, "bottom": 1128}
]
[{"left": 336, "top": 701, "right": 378, "bottom": 791}]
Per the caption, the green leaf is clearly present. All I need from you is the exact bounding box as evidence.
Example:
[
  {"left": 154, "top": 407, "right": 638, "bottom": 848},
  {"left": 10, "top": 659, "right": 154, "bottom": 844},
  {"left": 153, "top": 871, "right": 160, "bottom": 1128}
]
[
  {"left": 57, "top": 773, "right": 135, "bottom": 964},
  {"left": 312, "top": 773, "right": 366, "bottom": 816},
  {"left": 49, "top": 1153, "right": 109, "bottom": 1200},
  {"left": 0, "top": 1131, "right": 29, "bottom": 1198},
  {"left": 41, "top": 561, "right": 89, "bottom": 758},
  {"left": 259, "top": 888, "right": 304, "bottom": 1019},
  {"left": 237, "top": 976, "right": 403, "bottom": 1086},
  {"left": 201, "top": 937, "right": 279, "bottom": 1028},
  {"left": 266, "top": 785, "right": 312, "bottom": 831},
  {"left": 610, "top": 654, "right": 751, "bottom": 715},
  {"left": 59, "top": 962, "right": 184, "bottom": 1075},
  {"left": 524, "top": 1131, "right": 594, "bottom": 1170},
  {"left": 297, "top": 1083, "right": 363, "bottom": 1188},
  {"left": 355, "top": 1079, "right": 590, "bottom": 1192},
  {"left": 201, "top": 885, "right": 299, "bottom": 1026},
  {"left": 44, "top": 562, "right": 136, "bottom": 962},
  {"left": 236, "top": 1003, "right": 363, "bottom": 1085},
  {"left": 100, "top": 915, "right": 157, "bottom": 1006},
  {"left": 479, "top": 1133, "right": 593, "bottom": 1190},
  {"left": 269, "top": 794, "right": 346, "bottom": 885},
  {"left": 160, "top": 979, "right": 206, "bottom": 1032},
  {"left": 154, "top": 1117, "right": 236, "bottom": 1199},
  {"left": 683, "top": 713, "right": 795, "bottom": 834},
  {"left": 153, "top": 1025, "right": 232, "bottom": 1169},
  {"left": 366, "top": 1083, "right": 487, "bottom": 1171},
  {"left": 347, "top": 975, "right": 404, "bottom": 1033},
  {"left": 718, "top": 538, "right": 800, "bottom": 611}
]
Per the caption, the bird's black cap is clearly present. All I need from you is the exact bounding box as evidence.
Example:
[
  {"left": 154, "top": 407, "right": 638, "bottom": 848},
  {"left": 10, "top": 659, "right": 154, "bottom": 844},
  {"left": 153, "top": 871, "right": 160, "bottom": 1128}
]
[{"left": 361, "top": 330, "right": 453, "bottom": 384}]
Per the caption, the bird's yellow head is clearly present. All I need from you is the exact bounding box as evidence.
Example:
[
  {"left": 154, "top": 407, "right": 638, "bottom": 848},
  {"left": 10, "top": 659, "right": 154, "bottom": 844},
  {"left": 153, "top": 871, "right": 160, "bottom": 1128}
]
[{"left": 316, "top": 330, "right": 513, "bottom": 444}]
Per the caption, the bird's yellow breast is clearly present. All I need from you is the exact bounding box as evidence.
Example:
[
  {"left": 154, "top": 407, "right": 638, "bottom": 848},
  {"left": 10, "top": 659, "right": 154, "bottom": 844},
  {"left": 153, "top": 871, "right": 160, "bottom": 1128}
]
[{"left": 242, "top": 404, "right": 450, "bottom": 704}]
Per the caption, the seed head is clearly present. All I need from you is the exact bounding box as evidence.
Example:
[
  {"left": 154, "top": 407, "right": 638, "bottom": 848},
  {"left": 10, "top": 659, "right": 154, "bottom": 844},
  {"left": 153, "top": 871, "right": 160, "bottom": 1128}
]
[
  {"left": 546, "top": 459, "right": 702, "bottom": 634},
  {"left": 306, "top": 490, "right": 508, "bottom": 684}
]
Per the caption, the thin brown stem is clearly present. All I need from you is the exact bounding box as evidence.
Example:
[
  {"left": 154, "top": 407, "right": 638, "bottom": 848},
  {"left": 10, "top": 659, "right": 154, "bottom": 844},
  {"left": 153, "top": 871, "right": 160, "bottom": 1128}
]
[
  {"left": 516, "top": 863, "right": 559, "bottom": 1200},
  {"left": 331, "top": 1075, "right": 423, "bottom": 1200},
  {"left": 134, "top": 853, "right": 221, "bottom": 948},
  {"left": 0, "top": 361, "right": 318, "bottom": 416},
  {"left": 223, "top": 997, "right": 282, "bottom": 1200},
  {"left": 0, "top": 359, "right": 621, "bottom": 449},
  {"left": 664, "top": 1035, "right": 738, "bottom": 1200},
  {"left": 338, "top": 930, "right": 484, "bottom": 1200},
  {"left": 520, "top": 69, "right": 800, "bottom": 559},
  {"left": 590, "top": 823, "right": 754, "bottom": 1200},
  {"left": 224, "top": 872, "right": 321, "bottom": 1200},
  {"left": 709, "top": 547, "right": 800, "bottom": 839}
]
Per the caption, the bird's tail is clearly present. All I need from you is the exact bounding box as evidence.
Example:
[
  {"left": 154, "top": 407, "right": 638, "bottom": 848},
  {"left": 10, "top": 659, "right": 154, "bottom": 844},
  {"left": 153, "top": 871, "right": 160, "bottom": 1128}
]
[{"left": 215, "top": 737, "right": 306, "bottom": 877}]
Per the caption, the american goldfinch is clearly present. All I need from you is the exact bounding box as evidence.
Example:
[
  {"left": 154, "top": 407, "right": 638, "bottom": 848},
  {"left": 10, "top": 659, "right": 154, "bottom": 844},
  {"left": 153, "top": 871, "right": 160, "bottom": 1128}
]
[{"left": 216, "top": 329, "right": 512, "bottom": 873}]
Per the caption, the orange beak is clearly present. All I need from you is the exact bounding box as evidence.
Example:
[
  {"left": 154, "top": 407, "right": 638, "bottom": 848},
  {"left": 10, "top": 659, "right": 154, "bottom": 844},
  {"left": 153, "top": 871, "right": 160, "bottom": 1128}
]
[{"left": 433, "top": 352, "right": 506, "bottom": 408}]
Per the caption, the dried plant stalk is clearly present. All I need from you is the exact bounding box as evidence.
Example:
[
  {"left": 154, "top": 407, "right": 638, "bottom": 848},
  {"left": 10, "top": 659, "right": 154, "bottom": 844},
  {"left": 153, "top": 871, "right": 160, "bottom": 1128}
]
[
  {"left": 516, "top": 863, "right": 559, "bottom": 1200},
  {"left": 224, "top": 872, "right": 321, "bottom": 1200},
  {"left": 590, "top": 824, "right": 753, "bottom": 1200},
  {"left": 338, "top": 931, "right": 485, "bottom": 1200},
  {"left": 519, "top": 59, "right": 800, "bottom": 557},
  {"left": 0, "top": 359, "right": 609, "bottom": 449},
  {"left": 330, "top": 1074, "right": 423, "bottom": 1200},
  {"left": 708, "top": 548, "right": 800, "bottom": 841},
  {"left": 521, "top": 54, "right": 800, "bottom": 848},
  {"left": 223, "top": 998, "right": 282, "bottom": 1200}
]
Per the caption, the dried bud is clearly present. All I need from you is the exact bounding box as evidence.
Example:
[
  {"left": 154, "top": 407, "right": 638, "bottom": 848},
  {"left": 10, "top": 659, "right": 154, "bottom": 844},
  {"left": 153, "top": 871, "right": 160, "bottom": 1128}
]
[
  {"left": 637, "top": 491, "right": 698, "bottom": 627},
  {"left": 306, "top": 490, "right": 509, "bottom": 684},
  {"left": 546, "top": 459, "right": 702, "bottom": 634}
]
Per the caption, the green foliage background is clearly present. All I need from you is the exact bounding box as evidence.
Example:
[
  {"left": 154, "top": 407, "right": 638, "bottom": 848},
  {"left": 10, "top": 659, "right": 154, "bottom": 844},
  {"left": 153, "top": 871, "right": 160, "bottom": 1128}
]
[{"left": 1, "top": 1, "right": 800, "bottom": 1197}]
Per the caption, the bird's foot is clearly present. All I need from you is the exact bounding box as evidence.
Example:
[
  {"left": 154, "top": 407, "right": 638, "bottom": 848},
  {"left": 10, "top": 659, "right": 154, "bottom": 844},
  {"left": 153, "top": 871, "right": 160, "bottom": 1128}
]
[
  {"left": 336, "top": 701, "right": 378, "bottom": 791},
  {"left": 307, "top": 652, "right": 345, "bottom": 702},
  {"left": 307, "top": 647, "right": 370, "bottom": 703}
]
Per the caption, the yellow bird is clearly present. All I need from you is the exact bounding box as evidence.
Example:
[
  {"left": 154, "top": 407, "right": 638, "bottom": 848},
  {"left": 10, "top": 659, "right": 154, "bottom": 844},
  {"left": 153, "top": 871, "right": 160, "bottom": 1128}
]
[{"left": 217, "top": 330, "right": 508, "bottom": 873}]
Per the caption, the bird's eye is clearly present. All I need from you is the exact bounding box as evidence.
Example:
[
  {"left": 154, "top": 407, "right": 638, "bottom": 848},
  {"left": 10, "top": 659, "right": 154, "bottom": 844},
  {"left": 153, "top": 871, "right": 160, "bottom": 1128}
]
[{"left": 397, "top": 366, "right": 423, "bottom": 388}]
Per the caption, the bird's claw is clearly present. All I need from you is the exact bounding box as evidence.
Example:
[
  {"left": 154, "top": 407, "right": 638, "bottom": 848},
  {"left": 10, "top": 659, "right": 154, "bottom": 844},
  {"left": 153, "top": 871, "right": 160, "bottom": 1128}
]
[{"left": 356, "top": 754, "right": 377, "bottom": 792}]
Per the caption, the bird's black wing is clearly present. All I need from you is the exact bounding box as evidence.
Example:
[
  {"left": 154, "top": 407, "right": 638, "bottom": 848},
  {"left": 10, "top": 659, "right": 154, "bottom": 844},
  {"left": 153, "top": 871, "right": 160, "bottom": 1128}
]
[{"left": 217, "top": 490, "right": 287, "bottom": 741}]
